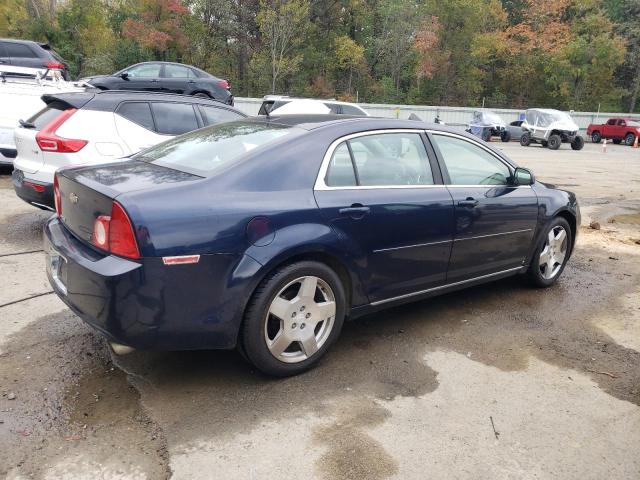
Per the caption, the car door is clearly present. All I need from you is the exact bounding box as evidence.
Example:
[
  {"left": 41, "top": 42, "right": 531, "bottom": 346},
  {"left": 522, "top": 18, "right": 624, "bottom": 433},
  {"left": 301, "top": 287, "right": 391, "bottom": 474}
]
[
  {"left": 428, "top": 132, "right": 538, "bottom": 282},
  {"left": 617, "top": 119, "right": 627, "bottom": 138},
  {"left": 160, "top": 64, "right": 194, "bottom": 94},
  {"left": 116, "top": 63, "right": 162, "bottom": 91},
  {"left": 604, "top": 119, "right": 617, "bottom": 139},
  {"left": 314, "top": 130, "right": 455, "bottom": 303}
]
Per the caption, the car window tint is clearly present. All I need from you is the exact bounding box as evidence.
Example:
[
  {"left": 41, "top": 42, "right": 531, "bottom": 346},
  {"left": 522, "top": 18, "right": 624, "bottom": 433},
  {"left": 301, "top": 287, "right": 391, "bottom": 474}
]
[
  {"left": 126, "top": 63, "right": 161, "bottom": 78},
  {"left": 137, "top": 121, "right": 304, "bottom": 177},
  {"left": 163, "top": 64, "right": 194, "bottom": 78},
  {"left": 607, "top": 119, "right": 616, "bottom": 125},
  {"left": 347, "top": 133, "right": 433, "bottom": 186},
  {"left": 617, "top": 120, "right": 626, "bottom": 126},
  {"left": 116, "top": 102, "right": 155, "bottom": 131},
  {"left": 324, "top": 103, "right": 340, "bottom": 114},
  {"left": 431, "top": 134, "right": 511, "bottom": 186},
  {"left": 0, "top": 43, "right": 8, "bottom": 57},
  {"left": 151, "top": 103, "right": 198, "bottom": 135},
  {"left": 200, "top": 106, "right": 243, "bottom": 125},
  {"left": 325, "top": 143, "right": 357, "bottom": 187},
  {"left": 27, "top": 102, "right": 66, "bottom": 129},
  {"left": 6, "top": 43, "right": 37, "bottom": 58},
  {"left": 340, "top": 105, "right": 363, "bottom": 115}
]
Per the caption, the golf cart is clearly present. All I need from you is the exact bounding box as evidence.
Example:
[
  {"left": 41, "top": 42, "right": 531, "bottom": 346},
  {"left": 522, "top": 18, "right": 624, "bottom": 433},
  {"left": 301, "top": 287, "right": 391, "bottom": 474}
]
[
  {"left": 520, "top": 109, "right": 584, "bottom": 150},
  {"left": 466, "top": 110, "right": 511, "bottom": 142}
]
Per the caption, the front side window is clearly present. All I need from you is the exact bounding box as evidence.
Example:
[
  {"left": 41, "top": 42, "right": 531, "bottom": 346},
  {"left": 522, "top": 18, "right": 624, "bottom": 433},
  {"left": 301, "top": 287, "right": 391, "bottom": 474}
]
[
  {"left": 607, "top": 119, "right": 617, "bottom": 125},
  {"left": 151, "top": 103, "right": 199, "bottom": 135},
  {"left": 136, "top": 121, "right": 304, "bottom": 177},
  {"left": 116, "top": 102, "right": 155, "bottom": 131},
  {"left": 431, "top": 134, "right": 511, "bottom": 186},
  {"left": 324, "top": 133, "right": 434, "bottom": 187},
  {"left": 126, "top": 63, "right": 161, "bottom": 78}
]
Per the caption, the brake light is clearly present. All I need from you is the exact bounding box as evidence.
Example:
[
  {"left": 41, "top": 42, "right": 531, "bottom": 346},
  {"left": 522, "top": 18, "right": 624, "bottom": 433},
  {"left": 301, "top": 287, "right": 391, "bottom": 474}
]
[
  {"left": 91, "top": 201, "right": 140, "bottom": 259},
  {"left": 45, "top": 61, "right": 65, "bottom": 69},
  {"left": 24, "top": 180, "right": 45, "bottom": 193},
  {"left": 36, "top": 109, "right": 87, "bottom": 153},
  {"left": 53, "top": 175, "right": 61, "bottom": 217},
  {"left": 218, "top": 79, "right": 230, "bottom": 89}
]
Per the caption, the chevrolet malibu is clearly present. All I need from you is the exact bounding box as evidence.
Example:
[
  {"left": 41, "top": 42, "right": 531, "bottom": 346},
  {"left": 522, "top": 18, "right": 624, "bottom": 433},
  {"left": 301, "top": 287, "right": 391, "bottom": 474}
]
[{"left": 45, "top": 116, "right": 579, "bottom": 376}]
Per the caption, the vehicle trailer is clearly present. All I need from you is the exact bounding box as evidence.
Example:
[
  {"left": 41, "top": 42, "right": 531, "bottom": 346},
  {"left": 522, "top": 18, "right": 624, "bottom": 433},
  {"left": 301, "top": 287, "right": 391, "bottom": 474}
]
[{"left": 586, "top": 117, "right": 640, "bottom": 146}]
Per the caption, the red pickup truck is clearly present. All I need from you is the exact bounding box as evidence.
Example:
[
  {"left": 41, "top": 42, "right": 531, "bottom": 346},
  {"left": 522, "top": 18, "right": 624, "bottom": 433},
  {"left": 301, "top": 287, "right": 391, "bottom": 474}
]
[{"left": 586, "top": 117, "right": 640, "bottom": 146}]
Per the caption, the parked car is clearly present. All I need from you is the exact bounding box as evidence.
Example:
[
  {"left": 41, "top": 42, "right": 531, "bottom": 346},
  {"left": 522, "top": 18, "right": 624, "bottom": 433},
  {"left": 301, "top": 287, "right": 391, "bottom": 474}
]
[
  {"left": 12, "top": 90, "right": 245, "bottom": 209},
  {"left": 0, "top": 38, "right": 69, "bottom": 80},
  {"left": 506, "top": 120, "right": 524, "bottom": 140},
  {"left": 520, "top": 109, "right": 584, "bottom": 150},
  {"left": 258, "top": 95, "right": 369, "bottom": 116},
  {"left": 0, "top": 66, "right": 84, "bottom": 165},
  {"left": 466, "top": 110, "right": 510, "bottom": 142},
  {"left": 586, "top": 117, "right": 640, "bottom": 146},
  {"left": 80, "top": 62, "right": 234, "bottom": 105},
  {"left": 45, "top": 115, "right": 579, "bottom": 376}
]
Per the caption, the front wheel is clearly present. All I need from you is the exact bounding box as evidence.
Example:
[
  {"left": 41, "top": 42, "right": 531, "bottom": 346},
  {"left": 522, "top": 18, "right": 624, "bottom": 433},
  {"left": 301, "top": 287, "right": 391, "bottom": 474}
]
[
  {"left": 548, "top": 134, "right": 561, "bottom": 150},
  {"left": 625, "top": 133, "right": 636, "bottom": 146},
  {"left": 527, "top": 217, "right": 572, "bottom": 287},
  {"left": 591, "top": 132, "right": 601, "bottom": 143},
  {"left": 520, "top": 132, "right": 531, "bottom": 146},
  {"left": 571, "top": 135, "right": 584, "bottom": 151},
  {"left": 241, "top": 261, "right": 346, "bottom": 376}
]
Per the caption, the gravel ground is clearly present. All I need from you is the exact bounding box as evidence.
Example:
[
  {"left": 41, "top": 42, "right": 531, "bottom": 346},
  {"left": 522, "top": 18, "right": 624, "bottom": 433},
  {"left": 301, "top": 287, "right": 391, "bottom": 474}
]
[{"left": 1, "top": 141, "right": 639, "bottom": 480}]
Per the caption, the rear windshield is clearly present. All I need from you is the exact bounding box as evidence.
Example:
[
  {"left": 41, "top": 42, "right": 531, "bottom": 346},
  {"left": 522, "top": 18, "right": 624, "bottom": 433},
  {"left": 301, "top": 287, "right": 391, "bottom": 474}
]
[
  {"left": 27, "top": 101, "right": 66, "bottom": 129},
  {"left": 135, "top": 121, "right": 304, "bottom": 177}
]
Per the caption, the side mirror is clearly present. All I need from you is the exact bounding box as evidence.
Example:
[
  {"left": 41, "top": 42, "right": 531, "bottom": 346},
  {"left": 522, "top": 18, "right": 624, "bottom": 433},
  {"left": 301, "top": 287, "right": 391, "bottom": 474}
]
[
  {"left": 120, "top": 72, "right": 129, "bottom": 79},
  {"left": 513, "top": 167, "right": 534, "bottom": 186}
]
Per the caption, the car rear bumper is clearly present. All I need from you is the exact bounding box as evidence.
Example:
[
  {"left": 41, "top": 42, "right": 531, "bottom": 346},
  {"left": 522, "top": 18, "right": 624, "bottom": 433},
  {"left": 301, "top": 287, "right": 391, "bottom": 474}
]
[
  {"left": 44, "top": 216, "right": 258, "bottom": 350},
  {"left": 12, "top": 169, "right": 54, "bottom": 210}
]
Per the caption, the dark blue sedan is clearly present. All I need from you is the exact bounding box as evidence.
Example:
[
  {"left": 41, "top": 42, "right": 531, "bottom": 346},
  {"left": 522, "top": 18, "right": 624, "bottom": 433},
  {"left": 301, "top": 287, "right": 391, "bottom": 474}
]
[{"left": 44, "top": 115, "right": 579, "bottom": 376}]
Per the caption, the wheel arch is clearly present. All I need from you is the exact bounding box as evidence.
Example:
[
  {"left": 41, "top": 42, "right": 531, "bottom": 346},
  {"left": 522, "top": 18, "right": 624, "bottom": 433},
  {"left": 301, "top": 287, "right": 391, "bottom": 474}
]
[{"left": 555, "top": 209, "right": 577, "bottom": 253}]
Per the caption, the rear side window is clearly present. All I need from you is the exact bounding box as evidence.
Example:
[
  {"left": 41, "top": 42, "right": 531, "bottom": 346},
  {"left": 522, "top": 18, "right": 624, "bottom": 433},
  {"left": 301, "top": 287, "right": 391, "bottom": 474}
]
[
  {"left": 116, "top": 102, "right": 155, "bottom": 131},
  {"left": 324, "top": 103, "right": 340, "bottom": 114},
  {"left": 151, "top": 103, "right": 199, "bottom": 135},
  {"left": 326, "top": 143, "right": 357, "bottom": 187},
  {"left": 340, "top": 105, "right": 363, "bottom": 115},
  {"left": 27, "top": 102, "right": 66, "bottom": 129},
  {"left": 199, "top": 106, "right": 244, "bottom": 125},
  {"left": 617, "top": 120, "right": 626, "bottom": 126},
  {"left": 163, "top": 64, "right": 195, "bottom": 78},
  {"left": 6, "top": 43, "right": 38, "bottom": 58}
]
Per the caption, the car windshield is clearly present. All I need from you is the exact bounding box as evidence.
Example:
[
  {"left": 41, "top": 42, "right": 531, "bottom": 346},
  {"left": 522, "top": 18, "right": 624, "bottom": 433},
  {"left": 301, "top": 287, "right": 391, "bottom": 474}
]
[
  {"left": 135, "top": 121, "right": 304, "bottom": 177},
  {"left": 525, "top": 110, "right": 573, "bottom": 127}
]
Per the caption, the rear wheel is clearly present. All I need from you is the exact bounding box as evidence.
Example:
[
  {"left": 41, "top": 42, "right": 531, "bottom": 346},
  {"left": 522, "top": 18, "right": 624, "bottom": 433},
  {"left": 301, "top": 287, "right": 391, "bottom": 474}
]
[
  {"left": 241, "top": 261, "right": 346, "bottom": 376},
  {"left": 571, "top": 135, "right": 584, "bottom": 151},
  {"left": 520, "top": 132, "right": 531, "bottom": 146},
  {"left": 527, "top": 217, "right": 572, "bottom": 287},
  {"left": 625, "top": 133, "right": 636, "bottom": 146},
  {"left": 481, "top": 129, "right": 491, "bottom": 142},
  {"left": 591, "top": 131, "right": 601, "bottom": 143},
  {"left": 500, "top": 130, "right": 511, "bottom": 142},
  {"left": 548, "top": 134, "right": 561, "bottom": 150}
]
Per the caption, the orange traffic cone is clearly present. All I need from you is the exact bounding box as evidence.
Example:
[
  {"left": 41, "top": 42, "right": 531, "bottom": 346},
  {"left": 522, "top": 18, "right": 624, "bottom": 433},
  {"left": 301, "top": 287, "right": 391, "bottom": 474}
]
[
  {"left": 634, "top": 135, "right": 639, "bottom": 148},
  {"left": 602, "top": 138, "right": 607, "bottom": 153}
]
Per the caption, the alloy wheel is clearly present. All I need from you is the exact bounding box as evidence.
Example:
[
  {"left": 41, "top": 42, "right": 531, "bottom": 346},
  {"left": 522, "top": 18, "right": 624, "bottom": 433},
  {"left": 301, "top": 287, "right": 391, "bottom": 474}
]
[
  {"left": 264, "top": 276, "right": 336, "bottom": 363},
  {"left": 539, "top": 226, "right": 568, "bottom": 280}
]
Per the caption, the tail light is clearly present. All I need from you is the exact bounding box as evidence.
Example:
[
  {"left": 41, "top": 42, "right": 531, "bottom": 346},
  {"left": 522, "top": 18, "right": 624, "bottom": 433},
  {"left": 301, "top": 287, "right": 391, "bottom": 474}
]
[
  {"left": 218, "top": 79, "right": 230, "bottom": 89},
  {"left": 92, "top": 201, "right": 140, "bottom": 259},
  {"left": 36, "top": 109, "right": 87, "bottom": 153},
  {"left": 45, "top": 61, "right": 65, "bottom": 69},
  {"left": 53, "top": 175, "right": 61, "bottom": 217}
]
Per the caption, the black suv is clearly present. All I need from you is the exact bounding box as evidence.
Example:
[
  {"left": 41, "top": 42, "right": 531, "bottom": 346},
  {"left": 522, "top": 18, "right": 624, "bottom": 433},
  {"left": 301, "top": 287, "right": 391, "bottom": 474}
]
[
  {"left": 0, "top": 38, "right": 69, "bottom": 79},
  {"left": 81, "top": 62, "right": 234, "bottom": 105}
]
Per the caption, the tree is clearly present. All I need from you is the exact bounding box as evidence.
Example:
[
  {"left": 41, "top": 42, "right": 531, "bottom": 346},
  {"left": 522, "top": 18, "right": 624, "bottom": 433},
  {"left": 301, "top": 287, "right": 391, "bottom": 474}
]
[
  {"left": 256, "top": 0, "right": 310, "bottom": 93},
  {"left": 333, "top": 35, "right": 366, "bottom": 96}
]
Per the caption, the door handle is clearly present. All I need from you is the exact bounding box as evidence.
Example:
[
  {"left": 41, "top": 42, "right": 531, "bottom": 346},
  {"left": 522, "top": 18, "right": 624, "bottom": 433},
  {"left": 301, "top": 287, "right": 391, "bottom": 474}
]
[
  {"left": 339, "top": 204, "right": 370, "bottom": 218},
  {"left": 458, "top": 198, "right": 479, "bottom": 208}
]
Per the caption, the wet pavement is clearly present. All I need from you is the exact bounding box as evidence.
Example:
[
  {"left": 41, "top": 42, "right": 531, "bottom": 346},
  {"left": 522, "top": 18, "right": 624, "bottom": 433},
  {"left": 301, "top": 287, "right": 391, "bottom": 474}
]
[{"left": 1, "top": 142, "right": 639, "bottom": 479}]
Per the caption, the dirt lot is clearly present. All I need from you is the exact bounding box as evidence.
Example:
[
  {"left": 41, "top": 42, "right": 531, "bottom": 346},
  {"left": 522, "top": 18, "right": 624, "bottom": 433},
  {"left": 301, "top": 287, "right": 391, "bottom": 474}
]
[{"left": 1, "top": 141, "right": 639, "bottom": 479}]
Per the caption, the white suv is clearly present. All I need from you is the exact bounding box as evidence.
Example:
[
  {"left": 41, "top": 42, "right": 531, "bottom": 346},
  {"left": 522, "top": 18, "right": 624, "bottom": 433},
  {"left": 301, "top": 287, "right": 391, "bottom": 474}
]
[
  {"left": 258, "top": 95, "right": 369, "bottom": 116},
  {"left": 12, "top": 90, "right": 245, "bottom": 209}
]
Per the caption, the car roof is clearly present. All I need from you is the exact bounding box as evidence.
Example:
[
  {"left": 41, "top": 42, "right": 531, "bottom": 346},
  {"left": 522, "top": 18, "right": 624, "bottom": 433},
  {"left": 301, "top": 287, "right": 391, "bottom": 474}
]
[
  {"left": 118, "top": 61, "right": 213, "bottom": 76},
  {"left": 41, "top": 90, "right": 245, "bottom": 113},
  {"left": 261, "top": 95, "right": 362, "bottom": 107}
]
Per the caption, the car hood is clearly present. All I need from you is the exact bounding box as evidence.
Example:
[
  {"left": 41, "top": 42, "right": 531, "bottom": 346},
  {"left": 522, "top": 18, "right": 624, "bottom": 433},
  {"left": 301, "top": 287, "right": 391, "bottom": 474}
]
[{"left": 79, "top": 74, "right": 111, "bottom": 84}]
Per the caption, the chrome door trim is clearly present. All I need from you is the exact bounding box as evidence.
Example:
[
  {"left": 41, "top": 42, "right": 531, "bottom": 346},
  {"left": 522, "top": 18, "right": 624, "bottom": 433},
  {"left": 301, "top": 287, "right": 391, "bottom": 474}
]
[
  {"left": 373, "top": 239, "right": 452, "bottom": 253},
  {"left": 369, "top": 266, "right": 522, "bottom": 306},
  {"left": 453, "top": 228, "right": 533, "bottom": 242}
]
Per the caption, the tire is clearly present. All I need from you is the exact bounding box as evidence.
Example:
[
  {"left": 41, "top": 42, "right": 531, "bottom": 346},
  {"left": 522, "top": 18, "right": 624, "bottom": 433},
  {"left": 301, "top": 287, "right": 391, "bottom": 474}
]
[
  {"left": 481, "top": 129, "right": 491, "bottom": 142},
  {"left": 591, "top": 132, "right": 601, "bottom": 143},
  {"left": 520, "top": 132, "right": 531, "bottom": 146},
  {"left": 571, "top": 135, "right": 584, "bottom": 151},
  {"left": 625, "top": 133, "right": 636, "bottom": 146},
  {"left": 240, "top": 261, "right": 346, "bottom": 377},
  {"left": 193, "top": 92, "right": 211, "bottom": 99},
  {"left": 612, "top": 139, "right": 622, "bottom": 145},
  {"left": 501, "top": 130, "right": 511, "bottom": 142},
  {"left": 527, "top": 217, "right": 572, "bottom": 288},
  {"left": 548, "top": 134, "right": 561, "bottom": 150}
]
